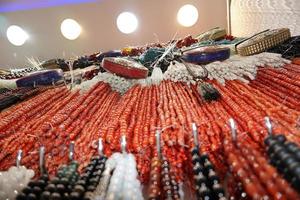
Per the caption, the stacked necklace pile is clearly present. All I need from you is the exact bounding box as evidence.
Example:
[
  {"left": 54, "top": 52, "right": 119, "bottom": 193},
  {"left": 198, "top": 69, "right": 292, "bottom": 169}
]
[{"left": 1, "top": 33, "right": 300, "bottom": 199}]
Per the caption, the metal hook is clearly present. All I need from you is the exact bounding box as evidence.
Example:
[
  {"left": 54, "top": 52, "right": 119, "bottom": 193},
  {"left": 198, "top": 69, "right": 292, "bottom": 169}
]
[
  {"left": 192, "top": 123, "right": 199, "bottom": 147},
  {"left": 155, "top": 130, "right": 161, "bottom": 158},
  {"left": 80, "top": 74, "right": 83, "bottom": 84},
  {"left": 264, "top": 117, "right": 272, "bottom": 136},
  {"left": 63, "top": 76, "right": 68, "bottom": 88},
  {"left": 98, "top": 138, "right": 104, "bottom": 157},
  {"left": 121, "top": 135, "right": 127, "bottom": 154},
  {"left": 39, "top": 146, "right": 46, "bottom": 174},
  {"left": 16, "top": 150, "right": 22, "bottom": 168},
  {"left": 229, "top": 118, "right": 237, "bottom": 142},
  {"left": 69, "top": 141, "right": 75, "bottom": 161}
]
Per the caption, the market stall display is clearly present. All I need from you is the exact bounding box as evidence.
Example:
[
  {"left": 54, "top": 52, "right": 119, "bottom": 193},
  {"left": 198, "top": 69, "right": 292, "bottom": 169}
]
[{"left": 0, "top": 28, "right": 300, "bottom": 200}]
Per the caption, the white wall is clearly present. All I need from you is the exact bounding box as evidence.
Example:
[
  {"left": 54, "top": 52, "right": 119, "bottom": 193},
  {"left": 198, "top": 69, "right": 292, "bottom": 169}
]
[
  {"left": 231, "top": 0, "right": 300, "bottom": 37},
  {"left": 0, "top": 0, "right": 227, "bottom": 68}
]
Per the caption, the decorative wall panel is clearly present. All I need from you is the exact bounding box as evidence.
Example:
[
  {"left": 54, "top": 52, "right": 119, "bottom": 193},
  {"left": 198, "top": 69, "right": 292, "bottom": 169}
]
[{"left": 231, "top": 0, "right": 300, "bottom": 37}]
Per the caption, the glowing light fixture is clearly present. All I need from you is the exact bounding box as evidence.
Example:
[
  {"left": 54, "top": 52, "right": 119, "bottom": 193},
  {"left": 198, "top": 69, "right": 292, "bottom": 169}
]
[
  {"left": 60, "top": 19, "right": 81, "bottom": 40},
  {"left": 117, "top": 12, "right": 138, "bottom": 34},
  {"left": 6, "top": 25, "right": 29, "bottom": 46},
  {"left": 177, "top": 4, "right": 199, "bottom": 27}
]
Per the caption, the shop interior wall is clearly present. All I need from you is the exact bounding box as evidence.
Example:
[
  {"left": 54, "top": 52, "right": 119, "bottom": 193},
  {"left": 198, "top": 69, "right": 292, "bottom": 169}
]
[
  {"left": 0, "top": 0, "right": 227, "bottom": 68},
  {"left": 230, "top": 0, "right": 300, "bottom": 37}
]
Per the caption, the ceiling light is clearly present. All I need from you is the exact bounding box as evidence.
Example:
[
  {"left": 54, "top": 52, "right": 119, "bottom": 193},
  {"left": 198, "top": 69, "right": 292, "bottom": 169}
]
[
  {"left": 177, "top": 4, "right": 199, "bottom": 27},
  {"left": 117, "top": 12, "right": 138, "bottom": 34},
  {"left": 61, "top": 18, "right": 81, "bottom": 40},
  {"left": 6, "top": 25, "right": 28, "bottom": 46}
]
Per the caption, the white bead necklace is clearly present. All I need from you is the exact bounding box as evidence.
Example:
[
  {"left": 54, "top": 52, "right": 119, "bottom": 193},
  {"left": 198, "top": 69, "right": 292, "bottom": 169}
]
[
  {"left": 0, "top": 166, "right": 34, "bottom": 200},
  {"left": 164, "top": 52, "right": 291, "bottom": 85}
]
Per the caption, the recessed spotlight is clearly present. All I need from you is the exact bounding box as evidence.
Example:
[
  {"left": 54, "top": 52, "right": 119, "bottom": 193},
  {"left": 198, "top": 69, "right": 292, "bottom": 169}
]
[
  {"left": 177, "top": 4, "right": 199, "bottom": 27},
  {"left": 117, "top": 12, "right": 138, "bottom": 34},
  {"left": 61, "top": 18, "right": 81, "bottom": 40},
  {"left": 6, "top": 25, "right": 29, "bottom": 46}
]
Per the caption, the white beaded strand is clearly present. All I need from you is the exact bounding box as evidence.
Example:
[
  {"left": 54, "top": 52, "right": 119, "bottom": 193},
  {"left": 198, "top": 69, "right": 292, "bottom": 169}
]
[
  {"left": 164, "top": 52, "right": 291, "bottom": 85},
  {"left": 0, "top": 166, "right": 34, "bottom": 200}
]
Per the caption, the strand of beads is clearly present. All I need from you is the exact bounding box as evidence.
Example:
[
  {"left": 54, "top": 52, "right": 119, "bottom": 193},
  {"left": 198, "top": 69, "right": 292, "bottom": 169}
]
[
  {"left": 161, "top": 158, "right": 174, "bottom": 200},
  {"left": 70, "top": 156, "right": 107, "bottom": 200},
  {"left": 160, "top": 157, "right": 182, "bottom": 200},
  {"left": 121, "top": 154, "right": 143, "bottom": 200},
  {"left": 191, "top": 147, "right": 226, "bottom": 200},
  {"left": 0, "top": 165, "right": 35, "bottom": 200},
  {"left": 191, "top": 149, "right": 211, "bottom": 200},
  {"left": 86, "top": 153, "right": 120, "bottom": 200},
  {"left": 105, "top": 160, "right": 126, "bottom": 199},
  {"left": 223, "top": 117, "right": 300, "bottom": 200},
  {"left": 241, "top": 143, "right": 299, "bottom": 199},
  {"left": 224, "top": 140, "right": 268, "bottom": 199},
  {"left": 265, "top": 134, "right": 300, "bottom": 192},
  {"left": 169, "top": 166, "right": 181, "bottom": 200},
  {"left": 203, "top": 157, "right": 226, "bottom": 200},
  {"left": 148, "top": 154, "right": 161, "bottom": 200},
  {"left": 40, "top": 160, "right": 80, "bottom": 200},
  {"left": 16, "top": 172, "right": 49, "bottom": 200},
  {"left": 105, "top": 153, "right": 144, "bottom": 200}
]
